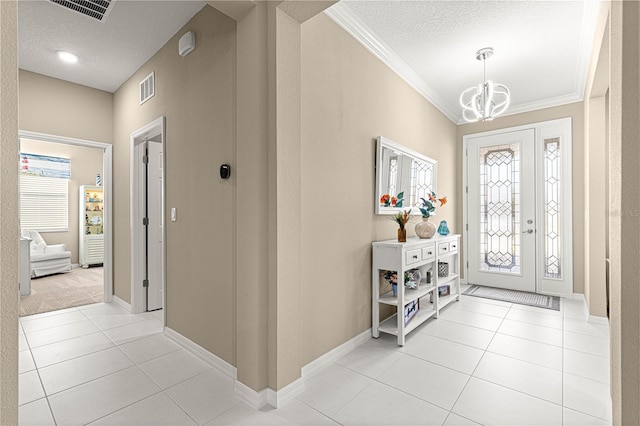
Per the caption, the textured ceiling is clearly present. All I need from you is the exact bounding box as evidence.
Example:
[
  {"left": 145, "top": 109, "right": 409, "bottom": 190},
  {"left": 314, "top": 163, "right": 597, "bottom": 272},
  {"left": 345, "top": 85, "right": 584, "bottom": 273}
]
[
  {"left": 327, "top": 1, "right": 601, "bottom": 123},
  {"left": 19, "top": 0, "right": 601, "bottom": 120},
  {"left": 19, "top": 0, "right": 207, "bottom": 93}
]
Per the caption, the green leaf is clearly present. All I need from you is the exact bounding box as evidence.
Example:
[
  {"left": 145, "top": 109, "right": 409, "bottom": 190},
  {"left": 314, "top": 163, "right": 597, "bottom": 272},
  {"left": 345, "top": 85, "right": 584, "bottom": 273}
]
[{"left": 397, "top": 191, "right": 404, "bottom": 199}]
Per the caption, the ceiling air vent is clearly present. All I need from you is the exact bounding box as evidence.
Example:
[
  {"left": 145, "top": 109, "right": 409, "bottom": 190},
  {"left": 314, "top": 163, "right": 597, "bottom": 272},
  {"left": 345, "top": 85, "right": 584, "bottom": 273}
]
[
  {"left": 49, "top": 0, "right": 116, "bottom": 22},
  {"left": 139, "top": 72, "right": 155, "bottom": 105}
]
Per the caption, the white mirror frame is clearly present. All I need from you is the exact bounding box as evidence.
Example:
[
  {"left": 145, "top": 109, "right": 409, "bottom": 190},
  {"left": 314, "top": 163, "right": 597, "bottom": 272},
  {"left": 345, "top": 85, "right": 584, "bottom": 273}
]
[{"left": 375, "top": 136, "right": 437, "bottom": 215}]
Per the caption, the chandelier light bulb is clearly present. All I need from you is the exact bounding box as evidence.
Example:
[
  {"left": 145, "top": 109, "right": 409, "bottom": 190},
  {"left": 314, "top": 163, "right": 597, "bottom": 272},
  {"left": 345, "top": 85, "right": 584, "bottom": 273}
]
[{"left": 460, "top": 47, "right": 510, "bottom": 122}]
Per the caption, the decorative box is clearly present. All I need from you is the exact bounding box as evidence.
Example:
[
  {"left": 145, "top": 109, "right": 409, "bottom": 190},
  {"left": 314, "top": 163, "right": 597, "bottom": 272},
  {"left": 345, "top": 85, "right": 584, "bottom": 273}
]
[
  {"left": 438, "top": 262, "right": 449, "bottom": 277},
  {"left": 438, "top": 284, "right": 450, "bottom": 297},
  {"left": 404, "top": 299, "right": 419, "bottom": 326}
]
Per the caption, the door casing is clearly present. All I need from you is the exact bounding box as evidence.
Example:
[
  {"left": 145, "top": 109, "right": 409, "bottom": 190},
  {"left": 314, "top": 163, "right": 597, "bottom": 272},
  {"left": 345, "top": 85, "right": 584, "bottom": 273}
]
[{"left": 130, "top": 116, "right": 166, "bottom": 316}]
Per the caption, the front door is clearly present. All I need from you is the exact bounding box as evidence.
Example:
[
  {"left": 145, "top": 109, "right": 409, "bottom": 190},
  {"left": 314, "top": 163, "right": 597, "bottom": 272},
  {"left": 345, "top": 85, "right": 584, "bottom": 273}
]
[
  {"left": 467, "top": 129, "right": 537, "bottom": 292},
  {"left": 465, "top": 119, "right": 573, "bottom": 296}
]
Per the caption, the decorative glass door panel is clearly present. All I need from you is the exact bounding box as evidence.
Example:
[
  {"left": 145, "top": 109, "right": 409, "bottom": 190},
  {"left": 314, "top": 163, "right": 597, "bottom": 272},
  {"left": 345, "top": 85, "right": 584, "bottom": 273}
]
[
  {"left": 479, "top": 144, "right": 521, "bottom": 274},
  {"left": 544, "top": 138, "right": 562, "bottom": 279},
  {"left": 468, "top": 129, "right": 536, "bottom": 292}
]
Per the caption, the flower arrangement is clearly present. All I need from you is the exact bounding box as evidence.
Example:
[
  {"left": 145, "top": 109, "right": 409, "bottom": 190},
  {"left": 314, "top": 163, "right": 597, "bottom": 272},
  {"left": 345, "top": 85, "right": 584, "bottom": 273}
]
[
  {"left": 391, "top": 209, "right": 411, "bottom": 230},
  {"left": 419, "top": 192, "right": 447, "bottom": 218},
  {"left": 382, "top": 268, "right": 422, "bottom": 294},
  {"left": 380, "top": 191, "right": 404, "bottom": 208}
]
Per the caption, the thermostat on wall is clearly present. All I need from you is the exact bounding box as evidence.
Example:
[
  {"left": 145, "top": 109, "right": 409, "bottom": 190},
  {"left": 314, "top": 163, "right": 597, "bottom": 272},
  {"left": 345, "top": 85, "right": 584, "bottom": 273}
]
[{"left": 179, "top": 31, "right": 195, "bottom": 57}]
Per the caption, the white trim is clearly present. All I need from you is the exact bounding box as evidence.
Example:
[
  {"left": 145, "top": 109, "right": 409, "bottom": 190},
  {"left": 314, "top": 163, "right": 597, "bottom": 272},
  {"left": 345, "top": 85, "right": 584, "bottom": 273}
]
[
  {"left": 112, "top": 295, "right": 131, "bottom": 312},
  {"left": 267, "top": 378, "right": 305, "bottom": 408},
  {"left": 325, "top": 2, "right": 600, "bottom": 125},
  {"left": 18, "top": 130, "right": 114, "bottom": 304},
  {"left": 234, "top": 381, "right": 268, "bottom": 409},
  {"left": 164, "top": 327, "right": 237, "bottom": 379},
  {"left": 588, "top": 314, "right": 610, "bottom": 326},
  {"left": 573, "top": 293, "right": 610, "bottom": 325},
  {"left": 130, "top": 117, "right": 166, "bottom": 316},
  {"left": 301, "top": 328, "right": 371, "bottom": 378},
  {"left": 324, "top": 4, "right": 459, "bottom": 123},
  {"left": 164, "top": 325, "right": 370, "bottom": 409}
]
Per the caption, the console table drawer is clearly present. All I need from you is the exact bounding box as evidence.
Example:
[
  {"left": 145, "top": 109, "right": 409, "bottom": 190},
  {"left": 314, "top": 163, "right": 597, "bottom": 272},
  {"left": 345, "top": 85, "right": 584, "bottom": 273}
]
[
  {"left": 421, "top": 246, "right": 436, "bottom": 262},
  {"left": 449, "top": 241, "right": 458, "bottom": 254},
  {"left": 438, "top": 242, "right": 450, "bottom": 255},
  {"left": 405, "top": 249, "right": 422, "bottom": 266}
]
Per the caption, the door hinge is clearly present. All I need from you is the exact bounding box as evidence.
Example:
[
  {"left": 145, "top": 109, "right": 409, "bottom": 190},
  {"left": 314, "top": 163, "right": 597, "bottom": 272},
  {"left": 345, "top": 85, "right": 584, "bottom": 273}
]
[
  {"left": 143, "top": 155, "right": 149, "bottom": 164},
  {"left": 466, "top": 223, "right": 468, "bottom": 231},
  {"left": 143, "top": 217, "right": 149, "bottom": 226},
  {"left": 466, "top": 186, "right": 468, "bottom": 194},
  {"left": 466, "top": 261, "right": 469, "bottom": 268},
  {"left": 143, "top": 279, "right": 149, "bottom": 288}
]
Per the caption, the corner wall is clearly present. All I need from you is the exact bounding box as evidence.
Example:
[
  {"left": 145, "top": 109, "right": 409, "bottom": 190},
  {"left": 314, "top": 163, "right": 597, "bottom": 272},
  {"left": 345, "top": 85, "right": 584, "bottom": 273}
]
[
  {"left": 300, "top": 13, "right": 459, "bottom": 365},
  {"left": 112, "top": 5, "right": 237, "bottom": 365},
  {"left": 0, "top": 0, "right": 19, "bottom": 423}
]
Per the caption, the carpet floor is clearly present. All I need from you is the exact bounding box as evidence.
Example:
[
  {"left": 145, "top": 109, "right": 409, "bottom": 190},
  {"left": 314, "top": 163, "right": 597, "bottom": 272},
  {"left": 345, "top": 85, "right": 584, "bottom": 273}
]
[{"left": 20, "top": 266, "right": 104, "bottom": 317}]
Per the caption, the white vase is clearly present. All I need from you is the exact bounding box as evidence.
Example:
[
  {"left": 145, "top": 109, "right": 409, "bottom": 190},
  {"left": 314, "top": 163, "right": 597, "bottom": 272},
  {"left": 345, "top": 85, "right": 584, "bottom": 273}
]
[{"left": 415, "top": 217, "right": 436, "bottom": 239}]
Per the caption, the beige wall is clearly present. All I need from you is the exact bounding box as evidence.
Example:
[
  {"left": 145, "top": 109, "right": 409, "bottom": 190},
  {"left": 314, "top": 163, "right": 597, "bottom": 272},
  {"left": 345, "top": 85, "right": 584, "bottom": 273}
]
[
  {"left": 457, "top": 103, "right": 585, "bottom": 295},
  {"left": 0, "top": 0, "right": 20, "bottom": 423},
  {"left": 19, "top": 138, "right": 103, "bottom": 264},
  {"left": 609, "top": 2, "right": 640, "bottom": 424},
  {"left": 112, "top": 5, "right": 237, "bottom": 364},
  {"left": 18, "top": 70, "right": 113, "bottom": 144},
  {"left": 300, "top": 13, "right": 459, "bottom": 365}
]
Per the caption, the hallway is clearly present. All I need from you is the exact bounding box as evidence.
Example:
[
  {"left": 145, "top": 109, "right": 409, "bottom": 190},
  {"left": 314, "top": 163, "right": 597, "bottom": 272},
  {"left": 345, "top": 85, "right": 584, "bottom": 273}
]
[{"left": 18, "top": 291, "right": 611, "bottom": 425}]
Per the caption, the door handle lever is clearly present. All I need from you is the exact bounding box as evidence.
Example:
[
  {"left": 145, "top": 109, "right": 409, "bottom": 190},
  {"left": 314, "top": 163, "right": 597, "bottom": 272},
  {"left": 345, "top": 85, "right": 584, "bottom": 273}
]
[{"left": 522, "top": 229, "right": 534, "bottom": 234}]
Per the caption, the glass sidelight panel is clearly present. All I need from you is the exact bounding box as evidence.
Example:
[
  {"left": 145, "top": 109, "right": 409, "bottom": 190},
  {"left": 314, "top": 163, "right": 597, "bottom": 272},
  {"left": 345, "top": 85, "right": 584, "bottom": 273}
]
[
  {"left": 479, "top": 144, "right": 521, "bottom": 274},
  {"left": 544, "top": 138, "right": 562, "bottom": 279}
]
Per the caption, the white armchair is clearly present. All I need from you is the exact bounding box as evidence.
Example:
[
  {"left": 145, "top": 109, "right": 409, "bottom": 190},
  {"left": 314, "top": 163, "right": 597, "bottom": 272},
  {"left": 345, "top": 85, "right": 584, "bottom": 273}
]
[{"left": 20, "top": 230, "right": 72, "bottom": 277}]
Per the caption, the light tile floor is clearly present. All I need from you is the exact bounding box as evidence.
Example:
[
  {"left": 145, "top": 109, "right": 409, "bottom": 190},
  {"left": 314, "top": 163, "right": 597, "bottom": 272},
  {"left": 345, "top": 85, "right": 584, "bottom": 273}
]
[{"left": 18, "top": 290, "right": 611, "bottom": 425}]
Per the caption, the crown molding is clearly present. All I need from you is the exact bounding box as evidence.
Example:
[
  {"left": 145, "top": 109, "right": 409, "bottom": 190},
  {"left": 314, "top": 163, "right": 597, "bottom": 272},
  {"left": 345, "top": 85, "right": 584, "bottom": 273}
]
[
  {"left": 326, "top": 1, "right": 602, "bottom": 126},
  {"left": 324, "top": 3, "right": 460, "bottom": 124}
]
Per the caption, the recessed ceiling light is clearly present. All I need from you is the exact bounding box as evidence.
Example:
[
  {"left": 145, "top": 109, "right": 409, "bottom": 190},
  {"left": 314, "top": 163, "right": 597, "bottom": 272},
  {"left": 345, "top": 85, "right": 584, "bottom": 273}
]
[{"left": 56, "top": 51, "right": 78, "bottom": 64}]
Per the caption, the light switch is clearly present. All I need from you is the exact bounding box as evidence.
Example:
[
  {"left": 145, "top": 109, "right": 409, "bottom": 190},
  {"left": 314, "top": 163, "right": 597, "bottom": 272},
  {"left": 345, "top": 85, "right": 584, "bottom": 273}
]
[{"left": 171, "top": 208, "right": 177, "bottom": 222}]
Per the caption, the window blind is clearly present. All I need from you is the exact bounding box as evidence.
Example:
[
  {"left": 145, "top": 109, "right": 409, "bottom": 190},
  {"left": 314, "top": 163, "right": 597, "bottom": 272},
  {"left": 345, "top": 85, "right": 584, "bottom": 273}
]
[{"left": 20, "top": 174, "right": 69, "bottom": 232}]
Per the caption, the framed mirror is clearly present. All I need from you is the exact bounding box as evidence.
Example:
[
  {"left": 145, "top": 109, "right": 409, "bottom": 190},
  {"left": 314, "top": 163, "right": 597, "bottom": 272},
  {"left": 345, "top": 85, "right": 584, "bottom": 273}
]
[{"left": 375, "top": 136, "right": 437, "bottom": 215}]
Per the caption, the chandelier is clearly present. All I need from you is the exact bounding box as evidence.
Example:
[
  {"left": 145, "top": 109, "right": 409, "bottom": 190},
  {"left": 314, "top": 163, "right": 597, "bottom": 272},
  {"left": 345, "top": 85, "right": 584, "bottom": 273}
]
[{"left": 459, "top": 47, "right": 510, "bottom": 122}]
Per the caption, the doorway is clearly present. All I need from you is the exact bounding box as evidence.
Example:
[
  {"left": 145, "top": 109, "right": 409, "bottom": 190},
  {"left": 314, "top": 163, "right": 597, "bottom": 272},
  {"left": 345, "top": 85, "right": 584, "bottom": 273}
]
[
  {"left": 18, "top": 130, "right": 114, "bottom": 316},
  {"left": 130, "top": 117, "right": 165, "bottom": 314},
  {"left": 463, "top": 118, "right": 573, "bottom": 296}
]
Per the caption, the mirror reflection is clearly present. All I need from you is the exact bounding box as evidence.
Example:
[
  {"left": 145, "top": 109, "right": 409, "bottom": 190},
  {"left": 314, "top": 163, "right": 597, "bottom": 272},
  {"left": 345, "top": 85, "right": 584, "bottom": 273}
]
[{"left": 375, "top": 136, "right": 437, "bottom": 215}]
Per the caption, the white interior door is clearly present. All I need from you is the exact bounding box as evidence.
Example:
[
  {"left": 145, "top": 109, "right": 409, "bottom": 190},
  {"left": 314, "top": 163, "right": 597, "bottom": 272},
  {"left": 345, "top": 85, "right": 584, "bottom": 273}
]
[
  {"left": 467, "top": 129, "right": 536, "bottom": 292},
  {"left": 146, "top": 140, "right": 164, "bottom": 311}
]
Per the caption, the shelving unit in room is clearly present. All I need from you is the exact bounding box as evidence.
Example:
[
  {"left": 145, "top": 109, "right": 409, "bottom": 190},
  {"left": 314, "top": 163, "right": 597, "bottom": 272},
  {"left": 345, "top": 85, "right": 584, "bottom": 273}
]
[
  {"left": 79, "top": 185, "right": 104, "bottom": 268},
  {"left": 372, "top": 234, "right": 461, "bottom": 346}
]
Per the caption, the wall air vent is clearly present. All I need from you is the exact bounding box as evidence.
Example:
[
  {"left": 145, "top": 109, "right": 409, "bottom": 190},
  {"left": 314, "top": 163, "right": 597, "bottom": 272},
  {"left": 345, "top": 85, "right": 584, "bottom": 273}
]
[
  {"left": 139, "top": 72, "right": 155, "bottom": 105},
  {"left": 49, "top": 0, "right": 116, "bottom": 22}
]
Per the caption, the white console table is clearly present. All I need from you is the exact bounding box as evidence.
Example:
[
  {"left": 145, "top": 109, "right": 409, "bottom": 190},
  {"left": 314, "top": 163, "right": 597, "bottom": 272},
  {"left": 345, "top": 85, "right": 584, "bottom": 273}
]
[{"left": 372, "top": 234, "right": 460, "bottom": 346}]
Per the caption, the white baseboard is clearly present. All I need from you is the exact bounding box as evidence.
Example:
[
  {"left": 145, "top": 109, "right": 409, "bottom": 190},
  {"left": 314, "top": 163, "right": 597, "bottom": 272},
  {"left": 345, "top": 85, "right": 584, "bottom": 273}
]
[
  {"left": 164, "top": 326, "right": 371, "bottom": 410},
  {"left": 267, "top": 377, "right": 305, "bottom": 408},
  {"left": 164, "top": 327, "right": 237, "bottom": 380},
  {"left": 301, "top": 328, "right": 371, "bottom": 378},
  {"left": 234, "top": 381, "right": 268, "bottom": 409},
  {"left": 112, "top": 295, "right": 131, "bottom": 312},
  {"left": 573, "top": 293, "right": 610, "bottom": 326}
]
